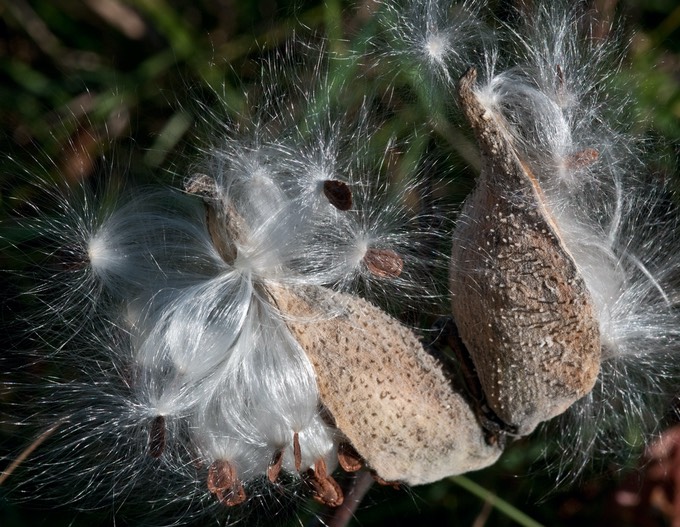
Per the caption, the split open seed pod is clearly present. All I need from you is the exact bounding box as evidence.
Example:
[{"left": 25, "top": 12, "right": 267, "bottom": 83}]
[
  {"left": 268, "top": 282, "right": 504, "bottom": 486},
  {"left": 449, "top": 68, "right": 601, "bottom": 436},
  {"left": 188, "top": 169, "right": 503, "bottom": 501}
]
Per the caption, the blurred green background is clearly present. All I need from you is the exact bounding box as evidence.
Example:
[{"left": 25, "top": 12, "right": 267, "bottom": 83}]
[{"left": 1, "top": 0, "right": 679, "bottom": 526}]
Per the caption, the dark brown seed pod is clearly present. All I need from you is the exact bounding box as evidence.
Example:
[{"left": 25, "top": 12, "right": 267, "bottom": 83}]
[
  {"left": 207, "top": 460, "right": 247, "bottom": 506},
  {"left": 323, "top": 179, "right": 353, "bottom": 211},
  {"left": 449, "top": 68, "right": 601, "bottom": 436},
  {"left": 363, "top": 248, "right": 404, "bottom": 278},
  {"left": 148, "top": 415, "right": 166, "bottom": 458}
]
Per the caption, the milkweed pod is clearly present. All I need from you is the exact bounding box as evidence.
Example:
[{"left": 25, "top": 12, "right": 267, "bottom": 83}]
[
  {"left": 449, "top": 68, "right": 601, "bottom": 436},
  {"left": 267, "top": 282, "right": 504, "bottom": 486},
  {"left": 188, "top": 154, "right": 501, "bottom": 490}
]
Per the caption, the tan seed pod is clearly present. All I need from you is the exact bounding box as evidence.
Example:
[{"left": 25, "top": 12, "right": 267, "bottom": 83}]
[
  {"left": 192, "top": 171, "right": 502, "bottom": 487},
  {"left": 266, "top": 282, "right": 504, "bottom": 486},
  {"left": 449, "top": 68, "right": 601, "bottom": 436}
]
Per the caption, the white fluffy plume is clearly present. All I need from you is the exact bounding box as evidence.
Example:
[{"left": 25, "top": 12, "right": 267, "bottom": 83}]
[{"left": 1, "top": 42, "right": 448, "bottom": 523}]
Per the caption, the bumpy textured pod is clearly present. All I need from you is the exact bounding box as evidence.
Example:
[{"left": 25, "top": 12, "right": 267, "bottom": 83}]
[
  {"left": 267, "top": 282, "right": 504, "bottom": 485},
  {"left": 192, "top": 171, "right": 503, "bottom": 487},
  {"left": 449, "top": 68, "right": 601, "bottom": 436}
]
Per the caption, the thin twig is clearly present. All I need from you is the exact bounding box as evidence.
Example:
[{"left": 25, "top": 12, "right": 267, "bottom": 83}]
[
  {"left": 327, "top": 471, "right": 375, "bottom": 527},
  {"left": 308, "top": 470, "right": 375, "bottom": 527},
  {"left": 0, "top": 420, "right": 62, "bottom": 486},
  {"left": 472, "top": 498, "right": 493, "bottom": 527}
]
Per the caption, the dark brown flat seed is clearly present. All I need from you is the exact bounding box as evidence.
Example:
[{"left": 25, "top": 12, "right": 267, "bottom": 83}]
[
  {"left": 565, "top": 148, "right": 599, "bottom": 170},
  {"left": 148, "top": 415, "right": 166, "bottom": 458},
  {"left": 363, "top": 248, "right": 403, "bottom": 278},
  {"left": 293, "top": 431, "right": 302, "bottom": 471},
  {"left": 323, "top": 180, "right": 352, "bottom": 211},
  {"left": 337, "top": 442, "right": 363, "bottom": 472},
  {"left": 267, "top": 450, "right": 284, "bottom": 483},
  {"left": 307, "top": 459, "right": 344, "bottom": 507}
]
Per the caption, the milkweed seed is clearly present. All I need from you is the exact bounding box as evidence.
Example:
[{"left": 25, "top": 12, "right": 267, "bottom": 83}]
[
  {"left": 556, "top": 64, "right": 565, "bottom": 89},
  {"left": 565, "top": 148, "right": 599, "bottom": 170},
  {"left": 363, "top": 248, "right": 403, "bottom": 278},
  {"left": 207, "top": 460, "right": 247, "bottom": 506},
  {"left": 323, "top": 179, "right": 353, "bottom": 211},
  {"left": 267, "top": 450, "right": 284, "bottom": 483},
  {"left": 337, "top": 442, "right": 363, "bottom": 472},
  {"left": 307, "top": 458, "right": 344, "bottom": 507},
  {"left": 293, "top": 431, "right": 302, "bottom": 471},
  {"left": 148, "top": 415, "right": 166, "bottom": 458},
  {"left": 370, "top": 470, "right": 400, "bottom": 489}
]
